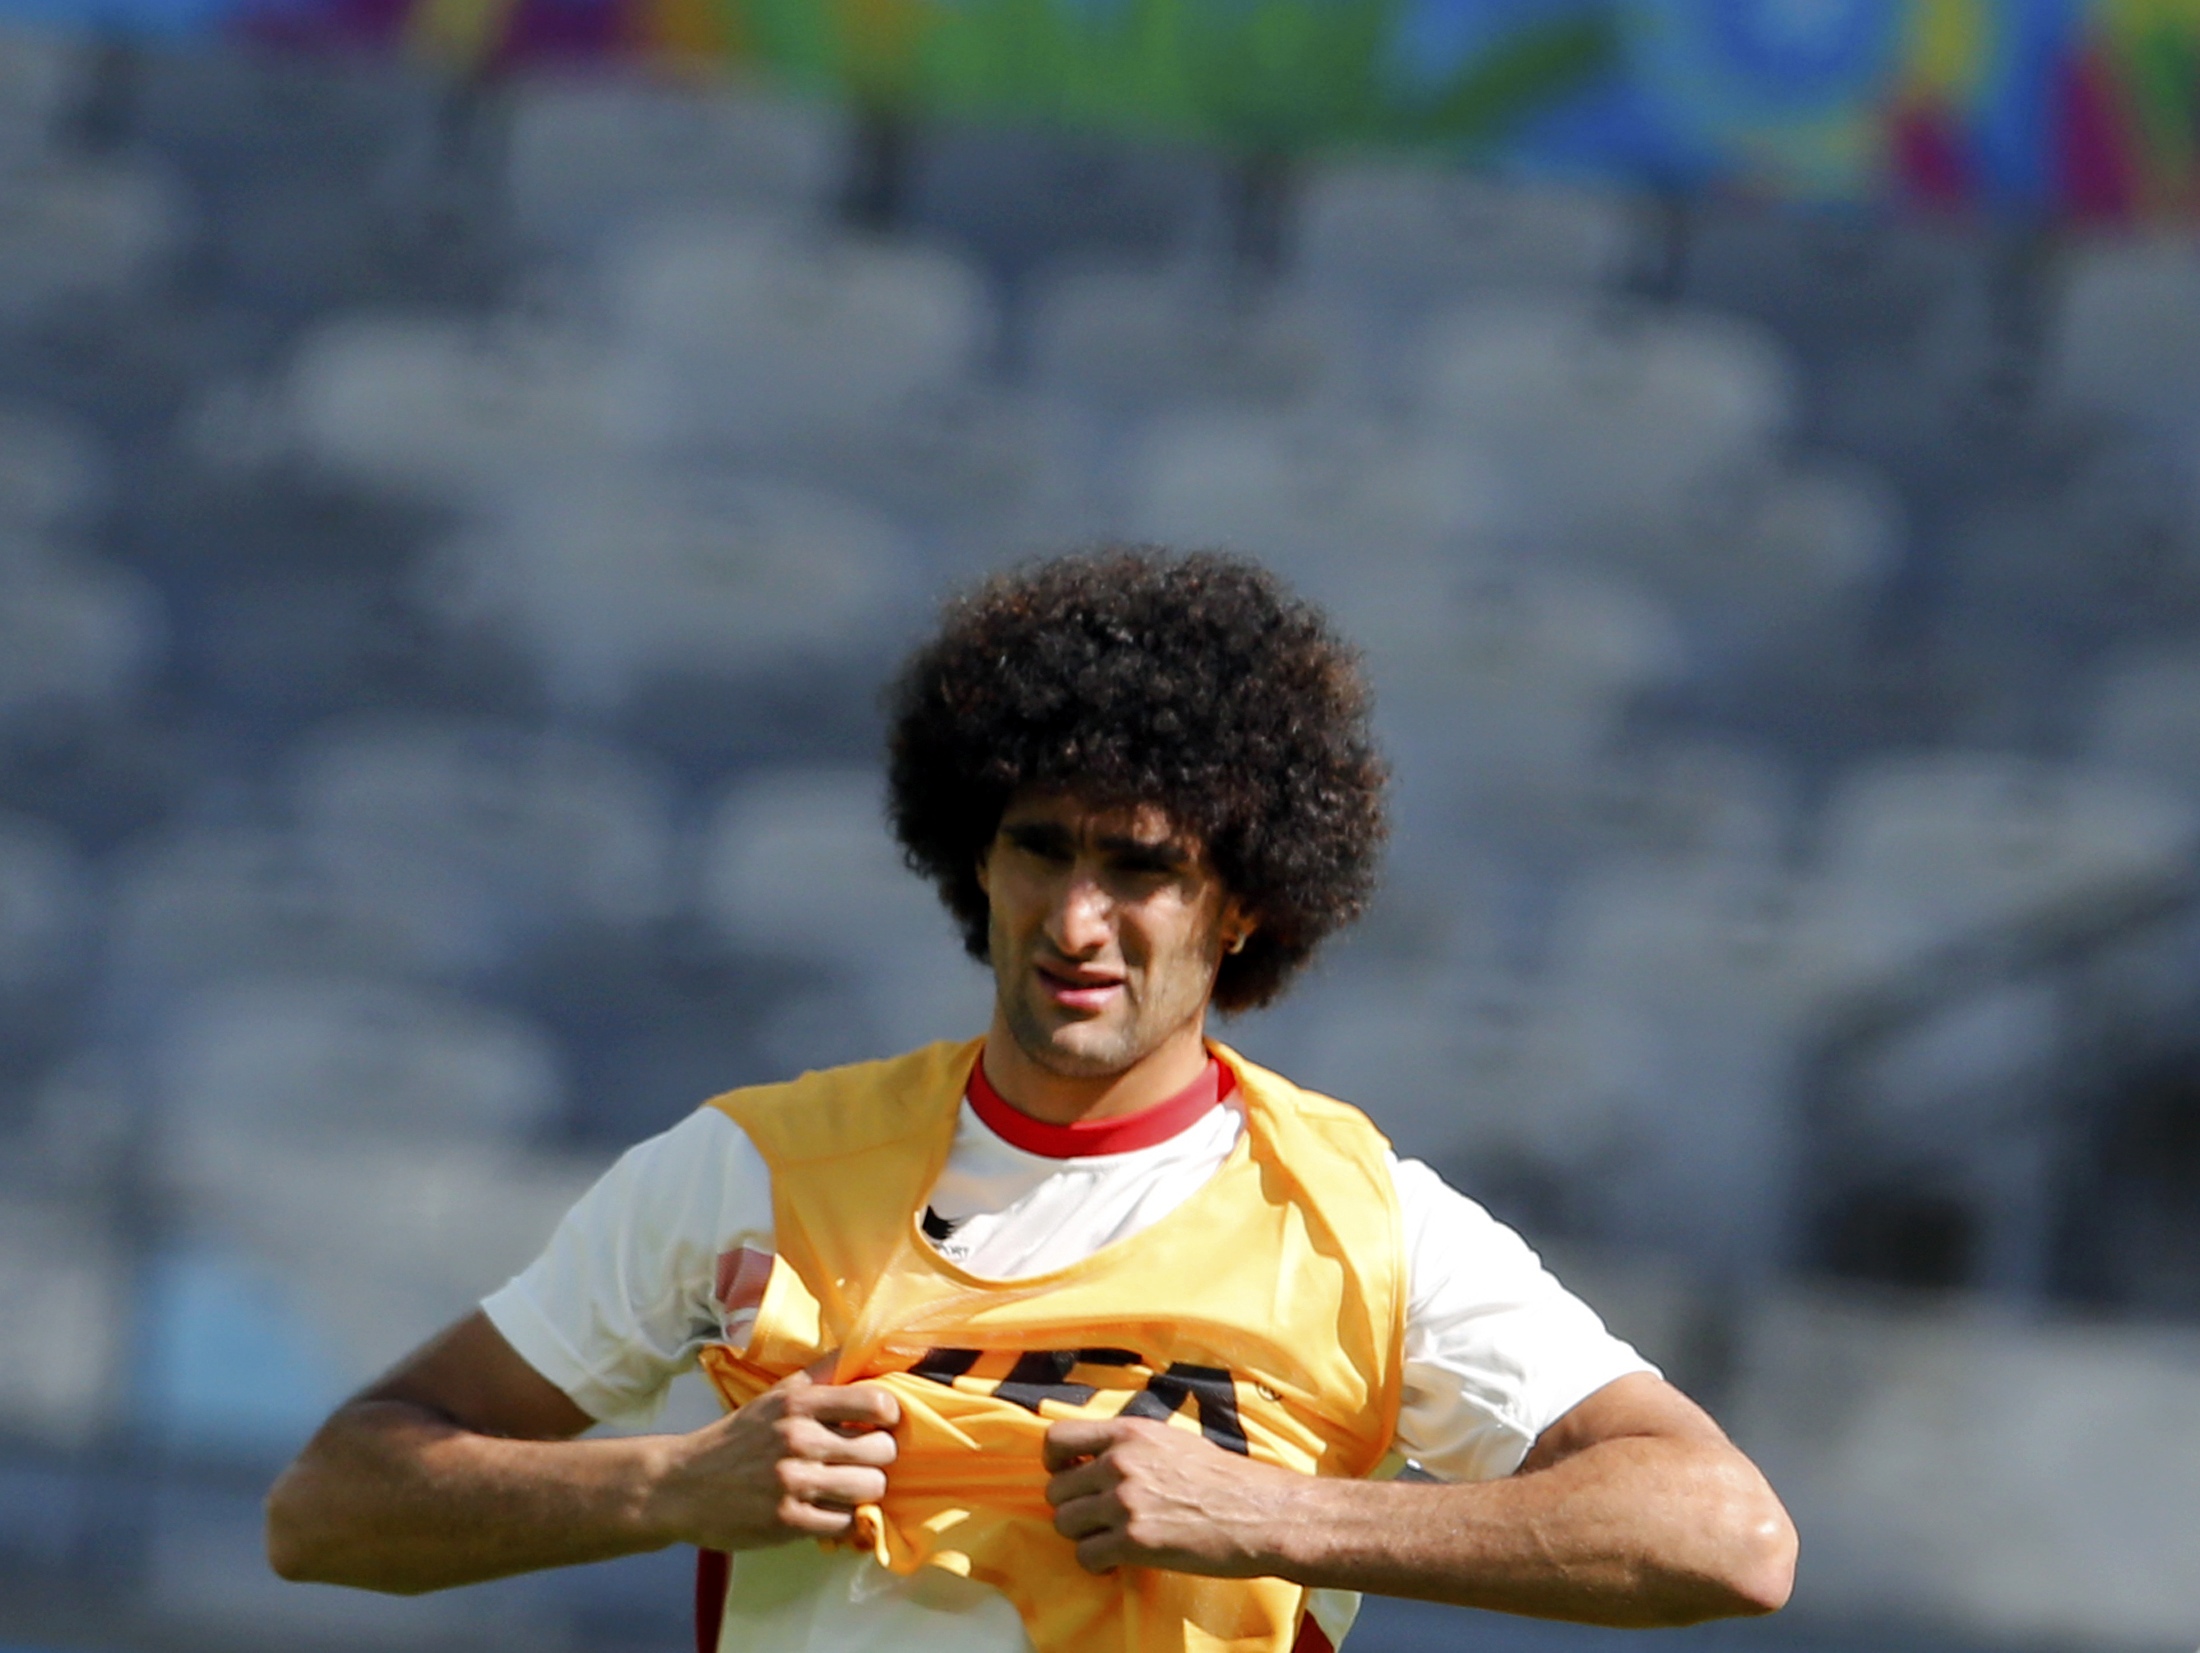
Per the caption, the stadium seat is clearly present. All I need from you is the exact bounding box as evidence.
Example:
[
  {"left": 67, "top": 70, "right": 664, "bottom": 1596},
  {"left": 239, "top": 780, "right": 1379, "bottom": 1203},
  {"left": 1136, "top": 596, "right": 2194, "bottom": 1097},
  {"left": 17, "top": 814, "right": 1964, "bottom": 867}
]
[
  {"left": 758, "top": 382, "right": 1103, "bottom": 569},
  {"left": 1840, "top": 981, "right": 2064, "bottom": 1170},
  {"left": 1296, "top": 162, "right": 1641, "bottom": 309},
  {"left": 903, "top": 123, "right": 1224, "bottom": 294},
  {"left": 506, "top": 72, "right": 848, "bottom": 257},
  {"left": 0, "top": 809, "right": 87, "bottom": 1000},
  {"left": 1937, "top": 437, "right": 2197, "bottom": 681},
  {"left": 1571, "top": 740, "right": 1798, "bottom": 872},
  {"left": 1725, "top": 1288, "right": 2200, "bottom": 1646},
  {"left": 2045, "top": 234, "right": 2200, "bottom": 427},
  {"left": 1359, "top": 562, "right": 1684, "bottom": 845},
  {"left": 1274, "top": 859, "right": 1773, "bottom": 1262},
  {"left": 421, "top": 468, "right": 914, "bottom": 713},
  {"left": 699, "top": 766, "right": 994, "bottom": 1062},
  {"left": 1581, "top": 461, "right": 1902, "bottom": 645},
  {"left": 292, "top": 718, "right": 679, "bottom": 977},
  {"left": 0, "top": 404, "right": 103, "bottom": 532},
  {"left": 1123, "top": 404, "right": 1505, "bottom": 593},
  {"left": 1275, "top": 966, "right": 1503, "bottom": 1166},
  {"left": 0, "top": 157, "right": 186, "bottom": 318},
  {"left": 107, "top": 826, "right": 418, "bottom": 1009},
  {"left": 2089, "top": 647, "right": 2200, "bottom": 796},
  {"left": 1536, "top": 857, "right": 1806, "bottom": 1273},
  {"left": 604, "top": 214, "right": 989, "bottom": 455},
  {"left": 284, "top": 311, "right": 621, "bottom": 499},
  {"left": 128, "top": 42, "right": 431, "bottom": 180},
  {"left": 1413, "top": 298, "right": 1795, "bottom": 539},
  {"left": 0, "top": 1196, "right": 124, "bottom": 1449},
  {"left": 156, "top": 976, "right": 567, "bottom": 1159},
  {"left": 1792, "top": 753, "right": 2200, "bottom": 1010},
  {"left": 0, "top": 550, "right": 162, "bottom": 727},
  {"left": 701, "top": 765, "right": 956, "bottom": 961},
  {"left": 1677, "top": 208, "right": 1983, "bottom": 361},
  {"left": 0, "top": 25, "right": 87, "bottom": 160},
  {"left": 1026, "top": 259, "right": 1352, "bottom": 411},
  {"left": 162, "top": 1133, "right": 600, "bottom": 1383}
]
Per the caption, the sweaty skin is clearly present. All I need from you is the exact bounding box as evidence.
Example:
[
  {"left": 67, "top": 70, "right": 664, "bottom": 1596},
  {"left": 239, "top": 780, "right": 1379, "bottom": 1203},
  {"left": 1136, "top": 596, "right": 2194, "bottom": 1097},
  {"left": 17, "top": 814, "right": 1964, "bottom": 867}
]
[
  {"left": 265, "top": 789, "right": 1796, "bottom": 1626},
  {"left": 975, "top": 791, "right": 1253, "bottom": 1124},
  {"left": 264, "top": 1315, "right": 899, "bottom": 1594},
  {"left": 1041, "top": 1373, "right": 1795, "bottom": 1626}
]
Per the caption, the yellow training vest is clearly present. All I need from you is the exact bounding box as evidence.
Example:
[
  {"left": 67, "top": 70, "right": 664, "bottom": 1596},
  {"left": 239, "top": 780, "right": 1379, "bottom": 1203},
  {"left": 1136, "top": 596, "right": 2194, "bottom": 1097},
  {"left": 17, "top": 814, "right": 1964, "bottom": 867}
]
[{"left": 697, "top": 1038, "right": 1406, "bottom": 1653}]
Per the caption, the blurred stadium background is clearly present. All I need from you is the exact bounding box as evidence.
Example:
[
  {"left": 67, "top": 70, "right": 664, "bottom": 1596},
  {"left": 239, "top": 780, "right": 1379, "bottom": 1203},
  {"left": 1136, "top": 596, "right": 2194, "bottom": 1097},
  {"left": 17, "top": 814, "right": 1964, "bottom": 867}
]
[{"left": 0, "top": 0, "right": 2198, "bottom": 1649}]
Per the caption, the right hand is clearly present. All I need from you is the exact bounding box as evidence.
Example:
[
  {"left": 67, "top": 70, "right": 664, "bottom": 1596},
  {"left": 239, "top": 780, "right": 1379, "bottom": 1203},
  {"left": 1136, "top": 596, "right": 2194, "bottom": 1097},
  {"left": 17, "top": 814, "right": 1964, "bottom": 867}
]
[{"left": 648, "top": 1367, "right": 900, "bottom": 1551}]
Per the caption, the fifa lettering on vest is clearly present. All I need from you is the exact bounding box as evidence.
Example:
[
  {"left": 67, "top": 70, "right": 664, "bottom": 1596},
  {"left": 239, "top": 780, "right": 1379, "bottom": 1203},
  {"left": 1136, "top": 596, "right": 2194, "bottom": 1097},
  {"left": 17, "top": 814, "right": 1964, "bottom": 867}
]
[{"left": 908, "top": 1347, "right": 1252, "bottom": 1455}]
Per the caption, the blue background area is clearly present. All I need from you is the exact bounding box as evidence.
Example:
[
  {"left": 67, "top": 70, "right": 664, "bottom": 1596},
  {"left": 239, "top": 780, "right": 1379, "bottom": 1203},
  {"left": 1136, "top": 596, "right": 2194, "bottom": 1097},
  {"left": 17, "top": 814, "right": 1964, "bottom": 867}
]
[
  {"left": 0, "top": 0, "right": 236, "bottom": 35},
  {"left": 136, "top": 1247, "right": 350, "bottom": 1462}
]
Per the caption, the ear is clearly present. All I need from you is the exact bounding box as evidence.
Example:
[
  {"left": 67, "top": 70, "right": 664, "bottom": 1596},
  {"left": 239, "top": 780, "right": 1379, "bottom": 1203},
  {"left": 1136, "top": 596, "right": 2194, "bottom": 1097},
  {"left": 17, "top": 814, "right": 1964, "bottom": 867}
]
[{"left": 1219, "top": 899, "right": 1256, "bottom": 956}]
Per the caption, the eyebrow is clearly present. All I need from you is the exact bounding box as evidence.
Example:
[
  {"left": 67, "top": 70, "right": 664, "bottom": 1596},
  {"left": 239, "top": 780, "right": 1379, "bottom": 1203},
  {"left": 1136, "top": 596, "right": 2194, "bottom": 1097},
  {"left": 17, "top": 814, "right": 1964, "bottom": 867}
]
[{"left": 1001, "top": 820, "right": 1193, "bottom": 868}]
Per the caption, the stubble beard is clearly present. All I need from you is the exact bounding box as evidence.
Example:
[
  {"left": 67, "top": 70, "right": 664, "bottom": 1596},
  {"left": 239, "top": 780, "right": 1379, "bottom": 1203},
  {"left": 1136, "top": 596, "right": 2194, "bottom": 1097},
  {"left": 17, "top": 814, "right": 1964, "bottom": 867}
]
[
  {"left": 998, "top": 979, "right": 1147, "bottom": 1078},
  {"left": 993, "top": 950, "right": 1214, "bottom": 1081}
]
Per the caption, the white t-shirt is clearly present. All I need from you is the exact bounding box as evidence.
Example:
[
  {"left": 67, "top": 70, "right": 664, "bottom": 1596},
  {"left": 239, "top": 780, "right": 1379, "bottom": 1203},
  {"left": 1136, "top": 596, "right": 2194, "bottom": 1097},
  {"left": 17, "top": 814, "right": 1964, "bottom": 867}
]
[{"left": 483, "top": 1066, "right": 1652, "bottom": 1653}]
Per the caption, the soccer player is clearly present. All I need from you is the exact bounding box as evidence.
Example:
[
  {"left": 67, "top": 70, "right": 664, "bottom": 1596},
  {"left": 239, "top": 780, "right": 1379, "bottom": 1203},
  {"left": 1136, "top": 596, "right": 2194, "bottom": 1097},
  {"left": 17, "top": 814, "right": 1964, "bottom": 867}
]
[{"left": 266, "top": 550, "right": 1796, "bottom": 1653}]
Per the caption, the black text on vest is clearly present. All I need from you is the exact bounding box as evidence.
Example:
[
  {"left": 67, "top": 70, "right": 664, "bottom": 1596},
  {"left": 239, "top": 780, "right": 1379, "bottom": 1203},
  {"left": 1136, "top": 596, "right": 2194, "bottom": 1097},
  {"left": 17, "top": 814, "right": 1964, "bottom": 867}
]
[{"left": 908, "top": 1347, "right": 1251, "bottom": 1455}]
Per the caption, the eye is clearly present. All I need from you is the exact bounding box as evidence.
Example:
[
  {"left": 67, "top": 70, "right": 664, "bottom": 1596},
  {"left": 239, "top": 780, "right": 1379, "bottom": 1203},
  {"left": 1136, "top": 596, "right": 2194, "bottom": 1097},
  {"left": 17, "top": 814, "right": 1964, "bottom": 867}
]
[
  {"left": 1003, "top": 825, "right": 1072, "bottom": 862},
  {"left": 1112, "top": 853, "right": 1176, "bottom": 878}
]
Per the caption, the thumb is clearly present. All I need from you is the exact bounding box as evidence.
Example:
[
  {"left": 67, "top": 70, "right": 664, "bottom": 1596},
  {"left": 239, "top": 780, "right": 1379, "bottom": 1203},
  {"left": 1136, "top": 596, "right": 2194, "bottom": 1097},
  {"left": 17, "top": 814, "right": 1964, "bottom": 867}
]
[{"left": 763, "top": 1366, "right": 818, "bottom": 1399}]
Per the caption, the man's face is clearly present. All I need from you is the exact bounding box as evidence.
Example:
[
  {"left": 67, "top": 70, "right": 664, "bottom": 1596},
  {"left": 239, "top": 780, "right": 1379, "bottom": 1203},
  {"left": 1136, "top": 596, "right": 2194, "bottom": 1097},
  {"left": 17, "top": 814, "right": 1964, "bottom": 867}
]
[{"left": 976, "top": 791, "right": 1247, "bottom": 1080}]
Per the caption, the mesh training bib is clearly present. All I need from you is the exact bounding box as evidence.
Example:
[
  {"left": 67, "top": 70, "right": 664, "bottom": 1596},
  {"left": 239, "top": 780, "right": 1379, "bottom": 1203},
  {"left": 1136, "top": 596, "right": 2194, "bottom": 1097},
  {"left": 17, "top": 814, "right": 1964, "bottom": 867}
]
[{"left": 698, "top": 1039, "right": 1406, "bottom": 1653}]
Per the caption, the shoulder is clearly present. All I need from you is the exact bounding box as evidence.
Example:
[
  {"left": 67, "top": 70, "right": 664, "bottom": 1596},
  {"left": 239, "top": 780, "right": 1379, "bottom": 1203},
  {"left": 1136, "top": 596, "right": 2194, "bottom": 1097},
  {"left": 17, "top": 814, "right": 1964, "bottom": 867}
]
[
  {"left": 1386, "top": 1155, "right": 1543, "bottom": 1288},
  {"left": 708, "top": 1039, "right": 981, "bottom": 1166},
  {"left": 562, "top": 1103, "right": 773, "bottom": 1240},
  {"left": 1216, "top": 1043, "right": 1394, "bottom": 1153},
  {"left": 1384, "top": 1150, "right": 1653, "bottom": 1373}
]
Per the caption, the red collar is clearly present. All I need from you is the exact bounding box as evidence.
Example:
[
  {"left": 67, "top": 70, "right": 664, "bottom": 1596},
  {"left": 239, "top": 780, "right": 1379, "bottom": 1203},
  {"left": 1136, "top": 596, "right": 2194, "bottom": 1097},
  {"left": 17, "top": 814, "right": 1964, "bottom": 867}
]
[{"left": 966, "top": 1052, "right": 1235, "bottom": 1158}]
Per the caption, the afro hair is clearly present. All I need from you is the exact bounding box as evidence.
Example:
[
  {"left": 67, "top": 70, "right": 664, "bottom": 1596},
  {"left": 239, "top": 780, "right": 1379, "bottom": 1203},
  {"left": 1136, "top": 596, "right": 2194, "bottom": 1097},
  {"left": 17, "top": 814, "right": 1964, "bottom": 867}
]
[{"left": 884, "top": 547, "right": 1387, "bottom": 1011}]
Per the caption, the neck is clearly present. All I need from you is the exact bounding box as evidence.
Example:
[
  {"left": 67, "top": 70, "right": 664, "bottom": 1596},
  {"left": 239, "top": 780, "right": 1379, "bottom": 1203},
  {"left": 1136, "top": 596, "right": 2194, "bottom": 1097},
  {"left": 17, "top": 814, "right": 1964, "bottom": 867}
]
[{"left": 978, "top": 1014, "right": 1214, "bottom": 1127}]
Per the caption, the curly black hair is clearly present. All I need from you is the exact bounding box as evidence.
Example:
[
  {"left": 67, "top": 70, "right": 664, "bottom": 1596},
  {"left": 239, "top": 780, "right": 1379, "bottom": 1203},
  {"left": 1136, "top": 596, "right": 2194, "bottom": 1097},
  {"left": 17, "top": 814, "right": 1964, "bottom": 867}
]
[{"left": 884, "top": 547, "right": 1387, "bottom": 1012}]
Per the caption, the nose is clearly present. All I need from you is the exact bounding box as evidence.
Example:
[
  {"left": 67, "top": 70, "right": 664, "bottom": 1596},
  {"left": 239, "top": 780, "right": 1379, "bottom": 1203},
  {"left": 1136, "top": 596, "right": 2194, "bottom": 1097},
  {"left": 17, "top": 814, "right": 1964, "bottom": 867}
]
[{"left": 1046, "top": 863, "right": 1113, "bottom": 957}]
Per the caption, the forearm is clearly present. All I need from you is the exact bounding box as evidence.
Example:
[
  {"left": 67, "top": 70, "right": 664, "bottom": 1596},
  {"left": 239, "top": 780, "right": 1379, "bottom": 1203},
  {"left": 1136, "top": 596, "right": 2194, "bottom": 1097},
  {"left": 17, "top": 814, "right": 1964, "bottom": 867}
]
[
  {"left": 1260, "top": 1440, "right": 1796, "bottom": 1626},
  {"left": 265, "top": 1400, "right": 675, "bottom": 1594}
]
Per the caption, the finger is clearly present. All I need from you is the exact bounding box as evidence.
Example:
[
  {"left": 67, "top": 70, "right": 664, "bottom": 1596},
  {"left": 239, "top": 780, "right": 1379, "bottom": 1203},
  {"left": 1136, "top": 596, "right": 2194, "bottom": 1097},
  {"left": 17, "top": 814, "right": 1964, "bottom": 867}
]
[
  {"left": 780, "top": 1460, "right": 889, "bottom": 1510},
  {"left": 1043, "top": 1456, "right": 1115, "bottom": 1508},
  {"left": 1074, "top": 1531, "right": 1126, "bottom": 1575},
  {"left": 791, "top": 1382, "right": 902, "bottom": 1431},
  {"left": 780, "top": 1416, "right": 899, "bottom": 1467},
  {"left": 1049, "top": 1491, "right": 1120, "bottom": 1543},
  {"left": 775, "top": 1498, "right": 857, "bottom": 1538},
  {"left": 1043, "top": 1417, "right": 1127, "bottom": 1473}
]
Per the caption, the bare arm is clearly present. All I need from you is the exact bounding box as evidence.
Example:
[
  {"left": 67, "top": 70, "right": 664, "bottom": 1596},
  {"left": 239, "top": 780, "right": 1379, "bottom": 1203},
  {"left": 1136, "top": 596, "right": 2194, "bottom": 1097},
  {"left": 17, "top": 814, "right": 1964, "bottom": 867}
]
[
  {"left": 265, "top": 1311, "right": 899, "bottom": 1595},
  {"left": 1044, "top": 1371, "right": 1796, "bottom": 1627}
]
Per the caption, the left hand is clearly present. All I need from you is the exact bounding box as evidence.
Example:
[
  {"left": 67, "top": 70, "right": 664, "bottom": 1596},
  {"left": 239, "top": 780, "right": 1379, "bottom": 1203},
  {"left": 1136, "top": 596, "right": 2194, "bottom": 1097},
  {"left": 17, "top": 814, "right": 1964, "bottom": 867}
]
[{"left": 1042, "top": 1416, "right": 1304, "bottom": 1577}]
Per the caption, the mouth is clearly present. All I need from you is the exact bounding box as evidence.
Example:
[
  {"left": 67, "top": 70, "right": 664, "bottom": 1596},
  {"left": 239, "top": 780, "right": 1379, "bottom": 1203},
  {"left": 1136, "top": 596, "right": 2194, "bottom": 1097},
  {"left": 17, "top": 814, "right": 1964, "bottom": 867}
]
[{"left": 1033, "top": 958, "right": 1126, "bottom": 1014}]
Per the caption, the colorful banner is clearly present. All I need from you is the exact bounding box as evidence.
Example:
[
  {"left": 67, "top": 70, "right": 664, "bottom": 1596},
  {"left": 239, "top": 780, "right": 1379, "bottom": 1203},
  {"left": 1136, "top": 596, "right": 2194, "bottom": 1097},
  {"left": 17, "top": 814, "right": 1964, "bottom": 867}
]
[{"left": 81, "top": 0, "right": 2200, "bottom": 217}]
